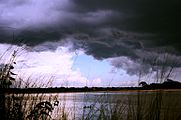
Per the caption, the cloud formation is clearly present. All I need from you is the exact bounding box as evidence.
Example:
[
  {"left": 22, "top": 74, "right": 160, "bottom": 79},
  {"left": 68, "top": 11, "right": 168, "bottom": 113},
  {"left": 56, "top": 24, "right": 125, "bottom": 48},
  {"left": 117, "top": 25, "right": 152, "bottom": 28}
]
[{"left": 0, "top": 0, "right": 181, "bottom": 77}]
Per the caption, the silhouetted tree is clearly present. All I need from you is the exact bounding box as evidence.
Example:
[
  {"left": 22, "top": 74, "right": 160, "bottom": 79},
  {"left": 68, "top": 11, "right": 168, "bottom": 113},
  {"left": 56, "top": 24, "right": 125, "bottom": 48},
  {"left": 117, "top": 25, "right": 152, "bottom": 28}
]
[{"left": 139, "top": 81, "right": 148, "bottom": 87}]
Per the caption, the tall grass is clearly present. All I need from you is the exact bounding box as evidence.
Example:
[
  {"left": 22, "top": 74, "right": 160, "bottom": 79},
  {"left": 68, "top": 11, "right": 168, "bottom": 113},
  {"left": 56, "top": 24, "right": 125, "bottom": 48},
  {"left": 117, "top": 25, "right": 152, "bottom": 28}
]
[
  {"left": 42, "top": 91, "right": 180, "bottom": 120},
  {"left": 79, "top": 91, "right": 181, "bottom": 120}
]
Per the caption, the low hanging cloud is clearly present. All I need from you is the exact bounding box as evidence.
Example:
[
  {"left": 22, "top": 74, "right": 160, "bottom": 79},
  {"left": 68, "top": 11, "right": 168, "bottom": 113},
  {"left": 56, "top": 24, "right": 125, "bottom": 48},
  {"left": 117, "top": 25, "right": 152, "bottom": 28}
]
[
  {"left": 109, "top": 50, "right": 181, "bottom": 76},
  {"left": 109, "top": 56, "right": 151, "bottom": 76}
]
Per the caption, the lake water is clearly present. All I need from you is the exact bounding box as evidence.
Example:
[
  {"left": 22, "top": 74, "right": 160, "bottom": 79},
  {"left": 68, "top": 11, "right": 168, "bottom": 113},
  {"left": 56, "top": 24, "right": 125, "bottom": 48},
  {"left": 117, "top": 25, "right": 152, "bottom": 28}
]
[{"left": 7, "top": 90, "right": 181, "bottom": 120}]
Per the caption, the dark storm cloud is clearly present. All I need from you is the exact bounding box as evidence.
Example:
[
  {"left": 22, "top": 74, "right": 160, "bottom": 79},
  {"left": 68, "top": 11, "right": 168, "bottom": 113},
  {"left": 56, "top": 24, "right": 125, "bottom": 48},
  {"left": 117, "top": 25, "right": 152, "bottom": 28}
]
[
  {"left": 72, "top": 0, "right": 181, "bottom": 31},
  {"left": 72, "top": 0, "right": 181, "bottom": 51},
  {"left": 0, "top": 0, "right": 181, "bottom": 64},
  {"left": 0, "top": 0, "right": 120, "bottom": 46},
  {"left": 110, "top": 51, "right": 181, "bottom": 75}
]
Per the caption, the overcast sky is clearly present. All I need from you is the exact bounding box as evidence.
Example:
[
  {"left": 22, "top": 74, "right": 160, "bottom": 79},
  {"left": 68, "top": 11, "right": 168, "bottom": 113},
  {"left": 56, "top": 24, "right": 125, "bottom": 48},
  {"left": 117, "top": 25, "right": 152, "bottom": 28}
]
[{"left": 0, "top": 0, "right": 181, "bottom": 87}]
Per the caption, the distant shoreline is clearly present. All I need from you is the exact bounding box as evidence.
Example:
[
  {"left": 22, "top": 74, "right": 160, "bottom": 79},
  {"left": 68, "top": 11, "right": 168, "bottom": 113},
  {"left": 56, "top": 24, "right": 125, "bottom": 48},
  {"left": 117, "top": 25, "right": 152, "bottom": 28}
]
[{"left": 1, "top": 87, "right": 181, "bottom": 94}]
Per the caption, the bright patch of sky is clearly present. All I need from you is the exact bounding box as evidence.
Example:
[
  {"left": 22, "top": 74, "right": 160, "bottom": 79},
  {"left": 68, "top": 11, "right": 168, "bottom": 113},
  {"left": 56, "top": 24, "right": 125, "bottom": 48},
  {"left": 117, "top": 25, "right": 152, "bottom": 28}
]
[
  {"left": 72, "top": 54, "right": 111, "bottom": 80},
  {"left": 70, "top": 54, "right": 138, "bottom": 87}
]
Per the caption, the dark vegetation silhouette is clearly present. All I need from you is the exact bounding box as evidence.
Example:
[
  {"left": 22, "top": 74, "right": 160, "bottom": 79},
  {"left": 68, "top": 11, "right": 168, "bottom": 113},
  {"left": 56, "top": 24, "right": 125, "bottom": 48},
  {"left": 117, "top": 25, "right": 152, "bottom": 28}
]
[
  {"left": 0, "top": 50, "right": 18, "bottom": 120},
  {"left": 139, "top": 79, "right": 181, "bottom": 89},
  {"left": 26, "top": 101, "right": 59, "bottom": 120},
  {"left": 0, "top": 50, "right": 59, "bottom": 120},
  {"left": 0, "top": 50, "right": 17, "bottom": 88}
]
